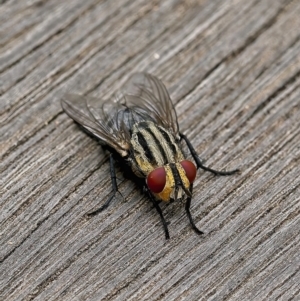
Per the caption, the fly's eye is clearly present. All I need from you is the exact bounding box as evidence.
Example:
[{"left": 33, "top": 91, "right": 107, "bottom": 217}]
[
  {"left": 147, "top": 167, "right": 166, "bottom": 193},
  {"left": 180, "top": 160, "right": 197, "bottom": 183}
]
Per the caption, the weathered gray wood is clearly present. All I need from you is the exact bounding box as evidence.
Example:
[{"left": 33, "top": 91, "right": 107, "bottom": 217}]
[{"left": 1, "top": 0, "right": 299, "bottom": 300}]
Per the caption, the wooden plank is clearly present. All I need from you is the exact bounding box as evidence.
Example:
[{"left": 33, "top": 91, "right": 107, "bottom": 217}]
[{"left": 0, "top": 0, "right": 299, "bottom": 300}]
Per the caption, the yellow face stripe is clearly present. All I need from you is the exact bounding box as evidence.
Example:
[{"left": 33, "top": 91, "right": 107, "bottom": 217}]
[
  {"left": 175, "top": 163, "right": 190, "bottom": 191},
  {"left": 155, "top": 165, "right": 174, "bottom": 202}
]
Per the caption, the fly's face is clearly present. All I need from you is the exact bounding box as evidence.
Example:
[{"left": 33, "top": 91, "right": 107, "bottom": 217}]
[{"left": 146, "top": 161, "right": 197, "bottom": 202}]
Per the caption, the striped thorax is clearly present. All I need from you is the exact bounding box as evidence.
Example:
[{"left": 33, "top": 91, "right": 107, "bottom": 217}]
[{"left": 130, "top": 121, "right": 196, "bottom": 202}]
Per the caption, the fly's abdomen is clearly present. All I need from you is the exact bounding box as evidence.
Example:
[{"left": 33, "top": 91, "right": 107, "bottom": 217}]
[{"left": 130, "top": 121, "right": 184, "bottom": 175}]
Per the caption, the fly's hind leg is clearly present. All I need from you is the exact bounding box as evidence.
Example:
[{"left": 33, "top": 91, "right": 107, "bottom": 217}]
[
  {"left": 87, "top": 153, "right": 122, "bottom": 216},
  {"left": 144, "top": 186, "right": 170, "bottom": 239},
  {"left": 180, "top": 133, "right": 239, "bottom": 176}
]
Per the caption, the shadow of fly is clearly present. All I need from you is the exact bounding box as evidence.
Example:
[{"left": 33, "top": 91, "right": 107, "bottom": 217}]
[{"left": 61, "top": 73, "right": 239, "bottom": 239}]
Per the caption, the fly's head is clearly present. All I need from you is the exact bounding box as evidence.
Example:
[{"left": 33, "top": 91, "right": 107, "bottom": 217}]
[{"left": 146, "top": 160, "right": 197, "bottom": 202}]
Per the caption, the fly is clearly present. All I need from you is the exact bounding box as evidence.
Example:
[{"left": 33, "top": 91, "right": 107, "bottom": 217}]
[{"left": 61, "top": 73, "right": 239, "bottom": 239}]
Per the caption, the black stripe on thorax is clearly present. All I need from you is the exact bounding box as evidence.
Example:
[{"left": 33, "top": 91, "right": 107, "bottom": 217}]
[
  {"left": 136, "top": 131, "right": 155, "bottom": 163},
  {"left": 157, "top": 127, "right": 177, "bottom": 155},
  {"left": 144, "top": 126, "right": 168, "bottom": 165}
]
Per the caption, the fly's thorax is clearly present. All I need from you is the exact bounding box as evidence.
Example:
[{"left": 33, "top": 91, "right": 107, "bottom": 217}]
[
  {"left": 130, "top": 121, "right": 184, "bottom": 176},
  {"left": 128, "top": 121, "right": 197, "bottom": 201}
]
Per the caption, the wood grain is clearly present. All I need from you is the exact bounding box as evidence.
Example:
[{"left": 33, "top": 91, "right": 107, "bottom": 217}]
[{"left": 1, "top": 0, "right": 299, "bottom": 300}]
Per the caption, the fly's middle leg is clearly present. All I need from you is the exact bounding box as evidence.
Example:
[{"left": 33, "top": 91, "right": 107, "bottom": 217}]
[{"left": 180, "top": 133, "right": 240, "bottom": 176}]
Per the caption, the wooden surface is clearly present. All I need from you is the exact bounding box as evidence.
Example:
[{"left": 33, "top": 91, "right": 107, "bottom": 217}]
[{"left": 1, "top": 0, "right": 299, "bottom": 300}]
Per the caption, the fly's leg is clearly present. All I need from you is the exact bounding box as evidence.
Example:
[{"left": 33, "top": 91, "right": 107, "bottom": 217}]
[
  {"left": 179, "top": 135, "right": 205, "bottom": 165},
  {"left": 180, "top": 133, "right": 239, "bottom": 175},
  {"left": 144, "top": 186, "right": 170, "bottom": 239},
  {"left": 87, "top": 153, "right": 121, "bottom": 216},
  {"left": 185, "top": 184, "right": 204, "bottom": 235}
]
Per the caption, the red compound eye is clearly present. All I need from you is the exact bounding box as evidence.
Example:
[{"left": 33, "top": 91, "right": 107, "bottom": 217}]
[
  {"left": 180, "top": 160, "right": 197, "bottom": 183},
  {"left": 147, "top": 167, "right": 166, "bottom": 193}
]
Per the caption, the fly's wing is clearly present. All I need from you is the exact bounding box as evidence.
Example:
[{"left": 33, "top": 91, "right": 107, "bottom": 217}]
[
  {"left": 61, "top": 94, "right": 131, "bottom": 157},
  {"left": 121, "top": 73, "right": 180, "bottom": 137}
]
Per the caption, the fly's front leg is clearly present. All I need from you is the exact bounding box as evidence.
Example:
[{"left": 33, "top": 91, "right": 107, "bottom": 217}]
[
  {"left": 185, "top": 184, "right": 204, "bottom": 235},
  {"left": 180, "top": 133, "right": 239, "bottom": 176},
  {"left": 144, "top": 186, "right": 170, "bottom": 240},
  {"left": 87, "top": 153, "right": 121, "bottom": 216}
]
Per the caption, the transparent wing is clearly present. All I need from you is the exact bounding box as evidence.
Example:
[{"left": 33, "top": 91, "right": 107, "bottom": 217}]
[
  {"left": 61, "top": 94, "right": 131, "bottom": 156},
  {"left": 61, "top": 73, "right": 179, "bottom": 155},
  {"left": 121, "top": 73, "right": 179, "bottom": 137}
]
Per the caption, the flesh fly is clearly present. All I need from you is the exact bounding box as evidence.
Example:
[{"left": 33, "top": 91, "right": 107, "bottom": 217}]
[{"left": 61, "top": 73, "right": 239, "bottom": 239}]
